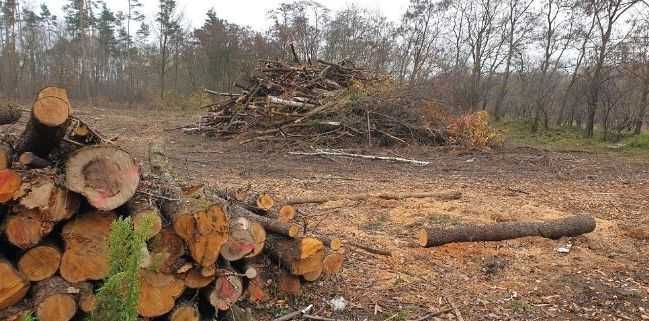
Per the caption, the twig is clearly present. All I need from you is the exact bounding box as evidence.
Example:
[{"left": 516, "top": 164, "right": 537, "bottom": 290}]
[
  {"left": 303, "top": 314, "right": 338, "bottom": 321},
  {"left": 137, "top": 190, "right": 182, "bottom": 202},
  {"left": 289, "top": 149, "right": 430, "bottom": 166},
  {"left": 383, "top": 313, "right": 399, "bottom": 321},
  {"left": 272, "top": 305, "right": 313, "bottom": 321},
  {"left": 446, "top": 298, "right": 464, "bottom": 321},
  {"left": 407, "top": 308, "right": 453, "bottom": 321}
]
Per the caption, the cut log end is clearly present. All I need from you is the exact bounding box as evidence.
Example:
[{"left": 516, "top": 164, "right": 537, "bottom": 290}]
[
  {"left": 33, "top": 87, "right": 71, "bottom": 127},
  {"left": 0, "top": 169, "right": 22, "bottom": 203},
  {"left": 256, "top": 194, "right": 274, "bottom": 210},
  {"left": 18, "top": 245, "right": 62, "bottom": 282},
  {"left": 208, "top": 272, "right": 243, "bottom": 311},
  {"left": 323, "top": 253, "right": 344, "bottom": 274},
  {"left": 65, "top": 145, "right": 140, "bottom": 211},
  {"left": 133, "top": 209, "right": 163, "bottom": 239},
  {"left": 287, "top": 224, "right": 301, "bottom": 238},
  {"left": 138, "top": 270, "right": 185, "bottom": 318},
  {"left": 36, "top": 294, "right": 77, "bottom": 321},
  {"left": 279, "top": 205, "right": 296, "bottom": 223},
  {"left": 416, "top": 229, "right": 428, "bottom": 247},
  {"left": 170, "top": 304, "right": 200, "bottom": 321},
  {"left": 5, "top": 211, "right": 53, "bottom": 250},
  {"left": 329, "top": 238, "right": 343, "bottom": 251},
  {"left": 0, "top": 260, "right": 30, "bottom": 310},
  {"left": 184, "top": 268, "right": 215, "bottom": 289}
]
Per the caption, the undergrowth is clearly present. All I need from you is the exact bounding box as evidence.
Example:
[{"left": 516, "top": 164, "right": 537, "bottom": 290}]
[
  {"left": 90, "top": 216, "right": 152, "bottom": 321},
  {"left": 497, "top": 120, "right": 649, "bottom": 153}
]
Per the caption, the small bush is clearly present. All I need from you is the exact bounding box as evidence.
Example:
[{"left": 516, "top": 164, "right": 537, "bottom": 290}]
[
  {"left": 623, "top": 133, "right": 649, "bottom": 149},
  {"left": 447, "top": 111, "right": 504, "bottom": 149},
  {"left": 90, "top": 217, "right": 152, "bottom": 321}
]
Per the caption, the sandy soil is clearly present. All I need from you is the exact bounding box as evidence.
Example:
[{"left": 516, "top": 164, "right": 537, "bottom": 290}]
[{"left": 9, "top": 104, "right": 647, "bottom": 321}]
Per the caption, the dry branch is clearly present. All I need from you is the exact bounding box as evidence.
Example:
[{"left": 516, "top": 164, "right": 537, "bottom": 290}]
[
  {"left": 289, "top": 149, "right": 431, "bottom": 166},
  {"left": 286, "top": 190, "right": 461, "bottom": 205}
]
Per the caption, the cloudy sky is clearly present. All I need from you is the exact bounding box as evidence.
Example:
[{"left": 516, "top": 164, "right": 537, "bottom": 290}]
[{"left": 34, "top": 0, "right": 409, "bottom": 31}]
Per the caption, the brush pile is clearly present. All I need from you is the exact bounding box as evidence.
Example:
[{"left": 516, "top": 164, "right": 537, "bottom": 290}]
[
  {"left": 186, "top": 59, "right": 450, "bottom": 146},
  {"left": 0, "top": 87, "right": 344, "bottom": 321}
]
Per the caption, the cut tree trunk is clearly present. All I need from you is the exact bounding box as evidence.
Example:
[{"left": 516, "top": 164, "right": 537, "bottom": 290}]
[
  {"left": 18, "top": 244, "right": 62, "bottom": 281},
  {"left": 170, "top": 303, "right": 200, "bottom": 321},
  {"left": 285, "top": 191, "right": 462, "bottom": 205},
  {"left": 222, "top": 200, "right": 302, "bottom": 238},
  {"left": 183, "top": 267, "right": 215, "bottom": 289},
  {"left": 417, "top": 215, "right": 597, "bottom": 247},
  {"left": 137, "top": 270, "right": 185, "bottom": 318},
  {"left": 15, "top": 87, "right": 71, "bottom": 158},
  {"left": 205, "top": 269, "right": 244, "bottom": 311},
  {"left": 0, "top": 169, "right": 22, "bottom": 203},
  {"left": 33, "top": 277, "right": 78, "bottom": 321},
  {"left": 128, "top": 193, "right": 163, "bottom": 239},
  {"left": 65, "top": 145, "right": 140, "bottom": 211},
  {"left": 59, "top": 211, "right": 116, "bottom": 283},
  {"left": 15, "top": 171, "right": 80, "bottom": 222},
  {"left": 322, "top": 252, "right": 344, "bottom": 274},
  {"left": 278, "top": 205, "right": 296, "bottom": 223},
  {"left": 77, "top": 283, "right": 96, "bottom": 313},
  {"left": 278, "top": 272, "right": 301, "bottom": 296},
  {"left": 148, "top": 228, "right": 187, "bottom": 274},
  {"left": 0, "top": 104, "right": 21, "bottom": 125},
  {"left": 173, "top": 202, "right": 228, "bottom": 272},
  {"left": 0, "top": 258, "right": 30, "bottom": 310}
]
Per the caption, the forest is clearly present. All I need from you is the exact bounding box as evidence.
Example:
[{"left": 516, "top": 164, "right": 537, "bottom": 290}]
[{"left": 0, "top": 0, "right": 648, "bottom": 138}]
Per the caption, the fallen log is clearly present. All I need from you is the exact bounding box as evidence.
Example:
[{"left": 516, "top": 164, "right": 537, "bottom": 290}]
[
  {"left": 148, "top": 228, "right": 187, "bottom": 274},
  {"left": 183, "top": 267, "right": 214, "bottom": 289},
  {"left": 278, "top": 205, "right": 296, "bottom": 223},
  {"left": 173, "top": 202, "right": 228, "bottom": 272},
  {"left": 0, "top": 104, "right": 21, "bottom": 125},
  {"left": 0, "top": 169, "right": 22, "bottom": 203},
  {"left": 18, "top": 152, "right": 51, "bottom": 169},
  {"left": 417, "top": 215, "right": 597, "bottom": 247},
  {"left": 220, "top": 217, "right": 260, "bottom": 261},
  {"left": 265, "top": 236, "right": 325, "bottom": 277},
  {"left": 65, "top": 145, "right": 140, "bottom": 211},
  {"left": 15, "top": 87, "right": 71, "bottom": 158},
  {"left": 285, "top": 190, "right": 462, "bottom": 205},
  {"left": 4, "top": 210, "right": 55, "bottom": 249},
  {"left": 289, "top": 149, "right": 431, "bottom": 166}
]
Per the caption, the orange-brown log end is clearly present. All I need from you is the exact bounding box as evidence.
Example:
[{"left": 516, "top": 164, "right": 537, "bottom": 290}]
[
  {"left": 256, "top": 194, "right": 274, "bottom": 210},
  {"left": 279, "top": 205, "right": 296, "bottom": 223},
  {"left": 416, "top": 229, "right": 428, "bottom": 247},
  {"left": 0, "top": 169, "right": 22, "bottom": 203}
]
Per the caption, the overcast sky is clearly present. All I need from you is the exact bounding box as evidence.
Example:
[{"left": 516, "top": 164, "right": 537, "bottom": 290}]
[{"left": 33, "top": 0, "right": 409, "bottom": 31}]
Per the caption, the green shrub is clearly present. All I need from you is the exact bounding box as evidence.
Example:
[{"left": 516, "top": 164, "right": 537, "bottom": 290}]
[{"left": 90, "top": 217, "right": 152, "bottom": 321}]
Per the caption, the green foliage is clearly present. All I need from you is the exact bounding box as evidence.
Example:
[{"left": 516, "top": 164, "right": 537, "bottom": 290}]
[
  {"left": 90, "top": 216, "right": 152, "bottom": 321},
  {"left": 22, "top": 312, "right": 37, "bottom": 321},
  {"left": 622, "top": 133, "right": 649, "bottom": 149}
]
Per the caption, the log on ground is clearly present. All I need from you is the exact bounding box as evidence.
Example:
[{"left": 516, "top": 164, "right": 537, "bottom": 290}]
[
  {"left": 33, "top": 277, "right": 78, "bottom": 321},
  {"left": 18, "top": 245, "right": 62, "bottom": 281},
  {"left": 417, "top": 214, "right": 597, "bottom": 247},
  {"left": 0, "top": 259, "right": 30, "bottom": 310}
]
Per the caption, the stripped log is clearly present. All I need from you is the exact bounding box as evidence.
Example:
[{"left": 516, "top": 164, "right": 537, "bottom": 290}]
[
  {"left": 0, "top": 259, "right": 30, "bottom": 310},
  {"left": 60, "top": 211, "right": 116, "bottom": 283},
  {"left": 33, "top": 277, "right": 78, "bottom": 321},
  {"left": 417, "top": 215, "right": 597, "bottom": 247},
  {"left": 285, "top": 190, "right": 462, "bottom": 205},
  {"left": 18, "top": 245, "right": 62, "bottom": 281},
  {"left": 65, "top": 145, "right": 140, "bottom": 211},
  {"left": 137, "top": 270, "right": 185, "bottom": 318},
  {"left": 15, "top": 87, "right": 71, "bottom": 158}
]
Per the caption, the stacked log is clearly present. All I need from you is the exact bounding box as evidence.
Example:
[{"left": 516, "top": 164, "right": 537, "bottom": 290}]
[{"left": 0, "top": 87, "right": 345, "bottom": 321}]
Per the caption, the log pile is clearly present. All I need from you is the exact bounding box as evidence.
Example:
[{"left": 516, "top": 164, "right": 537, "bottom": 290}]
[
  {"left": 186, "top": 59, "right": 450, "bottom": 146},
  {"left": 0, "top": 88, "right": 345, "bottom": 321}
]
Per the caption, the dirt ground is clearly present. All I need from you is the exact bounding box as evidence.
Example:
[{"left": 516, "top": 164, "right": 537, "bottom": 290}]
[{"left": 14, "top": 104, "right": 649, "bottom": 321}]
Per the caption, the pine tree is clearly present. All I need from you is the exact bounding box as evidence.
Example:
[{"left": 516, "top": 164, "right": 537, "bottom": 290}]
[{"left": 156, "top": 0, "right": 179, "bottom": 99}]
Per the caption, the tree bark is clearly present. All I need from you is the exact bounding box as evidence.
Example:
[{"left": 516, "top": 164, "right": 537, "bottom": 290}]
[
  {"left": 417, "top": 215, "right": 596, "bottom": 247},
  {"left": 33, "top": 277, "right": 78, "bottom": 321}
]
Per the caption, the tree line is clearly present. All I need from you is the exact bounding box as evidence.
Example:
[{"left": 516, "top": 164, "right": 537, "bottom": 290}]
[{"left": 0, "top": 0, "right": 648, "bottom": 137}]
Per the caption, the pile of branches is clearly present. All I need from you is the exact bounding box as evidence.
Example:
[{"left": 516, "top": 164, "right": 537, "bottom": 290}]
[
  {"left": 185, "top": 59, "right": 450, "bottom": 147},
  {"left": 0, "top": 88, "right": 344, "bottom": 321}
]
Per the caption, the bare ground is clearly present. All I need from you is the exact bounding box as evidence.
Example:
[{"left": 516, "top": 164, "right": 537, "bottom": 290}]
[{"left": 12, "top": 104, "right": 649, "bottom": 321}]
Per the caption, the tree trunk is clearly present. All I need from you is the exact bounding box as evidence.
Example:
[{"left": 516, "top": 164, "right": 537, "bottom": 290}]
[
  {"left": 417, "top": 215, "right": 596, "bottom": 247},
  {"left": 15, "top": 87, "right": 71, "bottom": 158},
  {"left": 634, "top": 80, "right": 648, "bottom": 135},
  {"left": 148, "top": 228, "right": 187, "bottom": 274},
  {"left": 204, "top": 269, "right": 243, "bottom": 311},
  {"left": 65, "top": 145, "right": 140, "bottom": 211},
  {"left": 60, "top": 211, "right": 116, "bottom": 283}
]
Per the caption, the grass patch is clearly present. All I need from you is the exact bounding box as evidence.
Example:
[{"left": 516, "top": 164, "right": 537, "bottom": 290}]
[
  {"left": 496, "top": 120, "right": 649, "bottom": 154},
  {"left": 510, "top": 299, "right": 532, "bottom": 313},
  {"left": 426, "top": 213, "right": 462, "bottom": 225}
]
